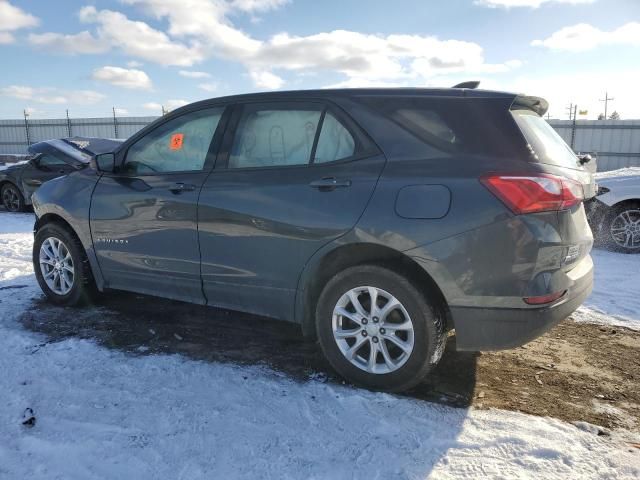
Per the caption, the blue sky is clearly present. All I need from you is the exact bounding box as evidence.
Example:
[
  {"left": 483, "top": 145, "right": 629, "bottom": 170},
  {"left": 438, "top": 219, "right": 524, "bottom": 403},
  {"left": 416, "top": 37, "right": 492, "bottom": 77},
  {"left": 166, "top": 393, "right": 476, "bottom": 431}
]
[{"left": 1, "top": 0, "right": 639, "bottom": 119}]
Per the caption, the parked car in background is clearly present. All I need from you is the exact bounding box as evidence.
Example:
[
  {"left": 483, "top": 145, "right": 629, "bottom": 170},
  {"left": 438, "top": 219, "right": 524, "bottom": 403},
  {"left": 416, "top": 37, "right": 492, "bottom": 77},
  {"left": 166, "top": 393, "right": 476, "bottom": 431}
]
[
  {"left": 1, "top": 137, "right": 123, "bottom": 212},
  {"left": 586, "top": 168, "right": 640, "bottom": 253},
  {"left": 31, "top": 88, "right": 595, "bottom": 391}
]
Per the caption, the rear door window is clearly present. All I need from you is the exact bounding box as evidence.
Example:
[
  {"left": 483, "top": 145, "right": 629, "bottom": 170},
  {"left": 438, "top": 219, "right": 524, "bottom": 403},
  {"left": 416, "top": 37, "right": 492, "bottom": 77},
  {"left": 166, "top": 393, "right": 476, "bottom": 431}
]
[
  {"left": 511, "top": 109, "right": 581, "bottom": 170},
  {"left": 314, "top": 112, "right": 355, "bottom": 163},
  {"left": 229, "top": 106, "right": 322, "bottom": 168}
]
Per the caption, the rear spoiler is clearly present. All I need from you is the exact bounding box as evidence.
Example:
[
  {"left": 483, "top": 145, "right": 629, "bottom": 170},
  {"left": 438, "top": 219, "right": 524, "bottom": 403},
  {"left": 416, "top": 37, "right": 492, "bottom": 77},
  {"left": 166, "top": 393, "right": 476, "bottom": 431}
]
[{"left": 511, "top": 95, "right": 549, "bottom": 116}]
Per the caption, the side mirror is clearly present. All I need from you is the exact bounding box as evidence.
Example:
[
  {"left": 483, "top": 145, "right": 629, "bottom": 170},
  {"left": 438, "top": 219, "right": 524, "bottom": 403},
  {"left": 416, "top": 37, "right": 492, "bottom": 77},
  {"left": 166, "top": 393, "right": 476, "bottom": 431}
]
[
  {"left": 92, "top": 153, "right": 116, "bottom": 173},
  {"left": 29, "top": 153, "right": 42, "bottom": 167}
]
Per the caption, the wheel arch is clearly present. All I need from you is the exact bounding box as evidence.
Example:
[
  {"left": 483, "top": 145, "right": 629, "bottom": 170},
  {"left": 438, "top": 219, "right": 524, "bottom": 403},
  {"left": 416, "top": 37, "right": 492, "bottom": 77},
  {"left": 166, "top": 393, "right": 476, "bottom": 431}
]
[
  {"left": 34, "top": 212, "right": 106, "bottom": 290},
  {"left": 295, "top": 242, "right": 450, "bottom": 338}
]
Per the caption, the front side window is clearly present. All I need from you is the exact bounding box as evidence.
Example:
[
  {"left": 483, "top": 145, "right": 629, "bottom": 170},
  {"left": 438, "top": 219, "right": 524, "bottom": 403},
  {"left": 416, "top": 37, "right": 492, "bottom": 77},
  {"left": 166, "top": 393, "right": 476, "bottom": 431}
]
[
  {"left": 123, "top": 107, "right": 223, "bottom": 175},
  {"left": 314, "top": 113, "right": 355, "bottom": 163},
  {"left": 229, "top": 107, "right": 322, "bottom": 168},
  {"left": 39, "top": 154, "right": 68, "bottom": 166}
]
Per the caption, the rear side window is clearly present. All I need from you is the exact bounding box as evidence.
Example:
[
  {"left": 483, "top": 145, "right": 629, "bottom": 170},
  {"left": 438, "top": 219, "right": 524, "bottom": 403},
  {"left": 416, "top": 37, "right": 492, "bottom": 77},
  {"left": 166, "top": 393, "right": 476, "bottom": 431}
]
[
  {"left": 314, "top": 113, "right": 355, "bottom": 163},
  {"left": 512, "top": 110, "right": 580, "bottom": 170},
  {"left": 229, "top": 108, "right": 322, "bottom": 168},
  {"left": 357, "top": 96, "right": 522, "bottom": 158},
  {"left": 39, "top": 154, "right": 68, "bottom": 166}
]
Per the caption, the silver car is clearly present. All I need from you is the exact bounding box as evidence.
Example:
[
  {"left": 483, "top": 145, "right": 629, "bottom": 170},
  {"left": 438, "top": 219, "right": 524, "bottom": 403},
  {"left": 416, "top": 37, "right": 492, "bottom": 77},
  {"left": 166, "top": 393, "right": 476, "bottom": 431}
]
[{"left": 587, "top": 168, "right": 640, "bottom": 253}]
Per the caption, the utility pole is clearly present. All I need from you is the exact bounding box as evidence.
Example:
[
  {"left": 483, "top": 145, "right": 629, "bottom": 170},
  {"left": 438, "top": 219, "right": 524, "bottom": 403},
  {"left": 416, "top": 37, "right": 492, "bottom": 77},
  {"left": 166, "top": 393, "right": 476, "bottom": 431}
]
[
  {"left": 599, "top": 91, "right": 614, "bottom": 119},
  {"left": 66, "top": 109, "right": 72, "bottom": 137},
  {"left": 161, "top": 105, "right": 167, "bottom": 116},
  {"left": 112, "top": 106, "right": 119, "bottom": 139},
  {"left": 566, "top": 102, "right": 574, "bottom": 120},
  {"left": 570, "top": 105, "right": 577, "bottom": 150}
]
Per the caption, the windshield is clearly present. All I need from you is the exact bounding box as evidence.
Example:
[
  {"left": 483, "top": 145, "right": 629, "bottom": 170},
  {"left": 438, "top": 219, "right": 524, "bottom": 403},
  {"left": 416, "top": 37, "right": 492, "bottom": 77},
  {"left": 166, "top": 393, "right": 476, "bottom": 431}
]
[{"left": 512, "top": 109, "right": 581, "bottom": 170}]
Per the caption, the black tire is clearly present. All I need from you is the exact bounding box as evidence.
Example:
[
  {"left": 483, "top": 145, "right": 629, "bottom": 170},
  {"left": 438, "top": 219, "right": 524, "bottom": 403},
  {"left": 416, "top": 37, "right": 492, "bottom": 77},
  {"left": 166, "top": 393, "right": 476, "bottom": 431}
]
[
  {"left": 1, "top": 183, "right": 25, "bottom": 212},
  {"left": 33, "top": 222, "right": 97, "bottom": 305},
  {"left": 315, "top": 265, "right": 445, "bottom": 392},
  {"left": 602, "top": 202, "right": 640, "bottom": 254}
]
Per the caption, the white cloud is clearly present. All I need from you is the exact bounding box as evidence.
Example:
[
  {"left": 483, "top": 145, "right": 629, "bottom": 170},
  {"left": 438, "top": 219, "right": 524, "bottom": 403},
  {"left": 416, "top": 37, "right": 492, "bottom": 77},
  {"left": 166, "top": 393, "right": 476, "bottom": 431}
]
[
  {"left": 127, "top": 60, "right": 143, "bottom": 68},
  {"left": 532, "top": 22, "right": 640, "bottom": 52},
  {"left": 476, "top": 0, "right": 594, "bottom": 8},
  {"left": 142, "top": 99, "right": 190, "bottom": 112},
  {"left": 113, "top": 107, "right": 129, "bottom": 115},
  {"left": 0, "top": 85, "right": 105, "bottom": 105},
  {"left": 142, "top": 102, "right": 162, "bottom": 111},
  {"left": 179, "top": 70, "right": 211, "bottom": 78},
  {"left": 230, "top": 0, "right": 289, "bottom": 12},
  {"left": 249, "top": 70, "right": 284, "bottom": 89},
  {"left": 92, "top": 66, "right": 153, "bottom": 90},
  {"left": 198, "top": 82, "right": 218, "bottom": 92},
  {"left": 28, "top": 31, "right": 109, "bottom": 54},
  {"left": 33, "top": 1, "right": 521, "bottom": 89},
  {"left": 0, "top": 1, "right": 39, "bottom": 43}
]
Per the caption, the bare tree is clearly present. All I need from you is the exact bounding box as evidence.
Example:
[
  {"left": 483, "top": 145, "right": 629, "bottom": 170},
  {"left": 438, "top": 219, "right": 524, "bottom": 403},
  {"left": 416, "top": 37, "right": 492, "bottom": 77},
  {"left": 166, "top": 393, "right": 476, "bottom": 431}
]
[
  {"left": 597, "top": 113, "right": 605, "bottom": 120},
  {"left": 609, "top": 111, "right": 620, "bottom": 120}
]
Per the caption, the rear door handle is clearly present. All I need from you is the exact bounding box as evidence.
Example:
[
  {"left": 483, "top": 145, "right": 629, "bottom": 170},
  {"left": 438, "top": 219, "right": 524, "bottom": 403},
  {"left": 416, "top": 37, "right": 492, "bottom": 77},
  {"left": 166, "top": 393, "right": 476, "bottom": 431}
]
[
  {"left": 168, "top": 182, "right": 196, "bottom": 193},
  {"left": 309, "top": 177, "right": 352, "bottom": 191}
]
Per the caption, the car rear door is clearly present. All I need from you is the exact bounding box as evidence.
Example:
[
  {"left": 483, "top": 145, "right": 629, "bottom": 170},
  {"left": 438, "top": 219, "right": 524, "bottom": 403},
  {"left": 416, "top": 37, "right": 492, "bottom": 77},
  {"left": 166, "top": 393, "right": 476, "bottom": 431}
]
[
  {"left": 197, "top": 100, "right": 385, "bottom": 320},
  {"left": 90, "top": 106, "right": 228, "bottom": 304}
]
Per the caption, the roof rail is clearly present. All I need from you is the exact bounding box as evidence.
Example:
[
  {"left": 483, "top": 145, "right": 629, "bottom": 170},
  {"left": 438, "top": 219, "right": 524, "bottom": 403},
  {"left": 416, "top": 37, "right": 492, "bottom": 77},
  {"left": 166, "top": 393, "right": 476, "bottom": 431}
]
[{"left": 452, "top": 81, "right": 480, "bottom": 89}]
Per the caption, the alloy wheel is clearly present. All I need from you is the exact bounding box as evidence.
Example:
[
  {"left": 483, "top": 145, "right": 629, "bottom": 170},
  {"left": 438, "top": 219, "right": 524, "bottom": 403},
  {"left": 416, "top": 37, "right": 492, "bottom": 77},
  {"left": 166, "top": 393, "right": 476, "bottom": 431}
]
[
  {"left": 2, "top": 186, "right": 20, "bottom": 212},
  {"left": 610, "top": 209, "right": 640, "bottom": 251},
  {"left": 332, "top": 286, "right": 415, "bottom": 374},
  {"left": 39, "top": 237, "right": 75, "bottom": 295}
]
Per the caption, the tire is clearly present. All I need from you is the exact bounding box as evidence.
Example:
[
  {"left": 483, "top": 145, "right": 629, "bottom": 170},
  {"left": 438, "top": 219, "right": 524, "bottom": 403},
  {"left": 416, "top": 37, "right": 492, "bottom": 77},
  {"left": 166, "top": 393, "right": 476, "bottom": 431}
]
[
  {"left": 315, "top": 265, "right": 445, "bottom": 392},
  {"left": 602, "top": 203, "right": 640, "bottom": 254},
  {"left": 1, "top": 183, "right": 25, "bottom": 212},
  {"left": 33, "top": 222, "right": 96, "bottom": 305}
]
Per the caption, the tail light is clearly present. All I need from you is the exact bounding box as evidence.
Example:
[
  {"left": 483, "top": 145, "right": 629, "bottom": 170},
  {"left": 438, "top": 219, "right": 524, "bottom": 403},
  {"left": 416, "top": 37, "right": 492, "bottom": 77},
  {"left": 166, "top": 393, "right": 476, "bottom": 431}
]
[
  {"left": 523, "top": 290, "right": 566, "bottom": 305},
  {"left": 480, "top": 174, "right": 584, "bottom": 214}
]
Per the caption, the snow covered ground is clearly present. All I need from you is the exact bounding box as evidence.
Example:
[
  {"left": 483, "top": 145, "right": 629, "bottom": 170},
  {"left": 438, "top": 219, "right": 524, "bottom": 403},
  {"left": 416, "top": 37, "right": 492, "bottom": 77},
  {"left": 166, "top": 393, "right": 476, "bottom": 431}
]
[{"left": 1, "top": 212, "right": 639, "bottom": 479}]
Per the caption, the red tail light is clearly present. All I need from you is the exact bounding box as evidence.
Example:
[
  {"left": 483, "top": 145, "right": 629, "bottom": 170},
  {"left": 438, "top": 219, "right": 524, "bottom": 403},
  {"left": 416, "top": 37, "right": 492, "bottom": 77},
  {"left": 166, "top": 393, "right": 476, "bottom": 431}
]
[{"left": 480, "top": 174, "right": 584, "bottom": 214}]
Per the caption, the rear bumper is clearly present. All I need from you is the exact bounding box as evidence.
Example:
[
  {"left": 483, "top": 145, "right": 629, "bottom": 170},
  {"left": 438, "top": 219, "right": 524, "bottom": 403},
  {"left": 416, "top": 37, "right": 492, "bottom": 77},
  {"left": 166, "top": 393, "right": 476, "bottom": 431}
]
[{"left": 451, "top": 256, "right": 593, "bottom": 351}]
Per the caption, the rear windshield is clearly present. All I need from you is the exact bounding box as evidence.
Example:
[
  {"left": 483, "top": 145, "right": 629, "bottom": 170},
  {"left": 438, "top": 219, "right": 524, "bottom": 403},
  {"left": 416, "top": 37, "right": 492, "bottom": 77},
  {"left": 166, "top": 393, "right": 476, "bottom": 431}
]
[
  {"left": 511, "top": 109, "right": 580, "bottom": 170},
  {"left": 357, "top": 96, "right": 523, "bottom": 158}
]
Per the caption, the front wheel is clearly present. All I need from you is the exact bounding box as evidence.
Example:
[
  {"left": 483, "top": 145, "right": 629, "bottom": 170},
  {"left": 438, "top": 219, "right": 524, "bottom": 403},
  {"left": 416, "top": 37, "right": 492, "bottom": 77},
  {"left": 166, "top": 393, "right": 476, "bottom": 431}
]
[
  {"left": 316, "top": 265, "right": 445, "bottom": 392},
  {"left": 1, "top": 183, "right": 25, "bottom": 212},
  {"left": 33, "top": 223, "right": 96, "bottom": 305}
]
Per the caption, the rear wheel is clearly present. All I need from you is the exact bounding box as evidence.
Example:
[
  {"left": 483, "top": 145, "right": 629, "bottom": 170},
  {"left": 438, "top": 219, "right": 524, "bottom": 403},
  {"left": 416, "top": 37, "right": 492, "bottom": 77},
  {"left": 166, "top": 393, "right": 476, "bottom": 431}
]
[
  {"left": 316, "top": 265, "right": 445, "bottom": 392},
  {"left": 603, "top": 203, "right": 640, "bottom": 253},
  {"left": 33, "top": 223, "right": 96, "bottom": 305},
  {"left": 1, "top": 183, "right": 25, "bottom": 212}
]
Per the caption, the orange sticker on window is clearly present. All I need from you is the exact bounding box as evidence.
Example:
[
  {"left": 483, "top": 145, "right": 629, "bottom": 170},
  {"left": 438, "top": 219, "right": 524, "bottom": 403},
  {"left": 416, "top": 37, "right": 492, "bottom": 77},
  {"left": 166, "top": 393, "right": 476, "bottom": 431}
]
[{"left": 170, "top": 133, "right": 184, "bottom": 150}]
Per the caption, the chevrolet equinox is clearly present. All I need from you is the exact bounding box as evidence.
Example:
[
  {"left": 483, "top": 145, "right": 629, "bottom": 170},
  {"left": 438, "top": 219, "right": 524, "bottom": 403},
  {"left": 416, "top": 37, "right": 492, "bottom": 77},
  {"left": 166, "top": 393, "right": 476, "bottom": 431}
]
[{"left": 31, "top": 88, "right": 595, "bottom": 391}]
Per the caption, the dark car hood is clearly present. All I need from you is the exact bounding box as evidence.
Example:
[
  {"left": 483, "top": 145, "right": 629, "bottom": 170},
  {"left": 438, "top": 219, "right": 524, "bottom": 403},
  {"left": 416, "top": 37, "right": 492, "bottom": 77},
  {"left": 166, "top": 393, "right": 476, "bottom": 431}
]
[{"left": 28, "top": 137, "right": 124, "bottom": 167}]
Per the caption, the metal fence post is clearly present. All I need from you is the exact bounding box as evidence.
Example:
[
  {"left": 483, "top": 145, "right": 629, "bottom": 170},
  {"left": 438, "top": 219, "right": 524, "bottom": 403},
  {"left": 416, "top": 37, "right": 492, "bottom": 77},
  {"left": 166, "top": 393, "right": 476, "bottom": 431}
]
[
  {"left": 112, "top": 107, "right": 119, "bottom": 139},
  {"left": 23, "top": 110, "right": 31, "bottom": 147},
  {"left": 570, "top": 105, "right": 577, "bottom": 150},
  {"left": 66, "top": 109, "right": 72, "bottom": 137}
]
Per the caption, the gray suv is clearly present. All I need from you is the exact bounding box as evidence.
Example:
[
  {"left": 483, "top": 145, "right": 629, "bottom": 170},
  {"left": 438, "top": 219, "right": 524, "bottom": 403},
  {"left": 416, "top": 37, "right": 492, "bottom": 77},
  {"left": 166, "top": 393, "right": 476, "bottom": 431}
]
[{"left": 31, "top": 88, "right": 595, "bottom": 391}]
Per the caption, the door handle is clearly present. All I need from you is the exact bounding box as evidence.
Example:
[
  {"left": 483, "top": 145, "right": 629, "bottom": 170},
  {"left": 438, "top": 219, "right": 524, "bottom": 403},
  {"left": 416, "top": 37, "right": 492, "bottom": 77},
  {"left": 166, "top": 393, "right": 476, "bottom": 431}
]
[
  {"left": 168, "top": 182, "right": 196, "bottom": 193},
  {"left": 309, "top": 177, "right": 352, "bottom": 191}
]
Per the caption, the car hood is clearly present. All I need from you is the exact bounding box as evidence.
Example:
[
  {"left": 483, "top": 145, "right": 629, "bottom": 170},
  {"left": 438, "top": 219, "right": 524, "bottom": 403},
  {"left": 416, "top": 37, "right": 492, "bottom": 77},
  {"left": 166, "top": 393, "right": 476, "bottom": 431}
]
[{"left": 0, "top": 161, "right": 28, "bottom": 173}]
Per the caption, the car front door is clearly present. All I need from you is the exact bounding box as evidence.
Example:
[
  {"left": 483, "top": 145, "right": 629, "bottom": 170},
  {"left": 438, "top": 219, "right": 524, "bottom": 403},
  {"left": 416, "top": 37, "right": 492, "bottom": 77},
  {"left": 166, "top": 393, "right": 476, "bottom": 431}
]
[
  {"left": 20, "top": 154, "right": 75, "bottom": 200},
  {"left": 90, "top": 106, "right": 228, "bottom": 304},
  {"left": 198, "top": 100, "right": 385, "bottom": 319}
]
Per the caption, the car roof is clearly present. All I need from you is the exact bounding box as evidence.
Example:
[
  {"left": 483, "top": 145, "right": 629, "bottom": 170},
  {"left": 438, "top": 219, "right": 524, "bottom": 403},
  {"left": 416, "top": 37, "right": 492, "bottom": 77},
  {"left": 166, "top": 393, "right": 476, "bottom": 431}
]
[
  {"left": 176, "top": 87, "right": 547, "bottom": 116},
  {"left": 187, "top": 87, "right": 516, "bottom": 105}
]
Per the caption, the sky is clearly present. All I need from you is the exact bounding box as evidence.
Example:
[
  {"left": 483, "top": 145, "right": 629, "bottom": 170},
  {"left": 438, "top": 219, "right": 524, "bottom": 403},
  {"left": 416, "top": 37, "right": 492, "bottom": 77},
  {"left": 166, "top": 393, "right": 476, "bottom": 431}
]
[{"left": 0, "top": 0, "right": 639, "bottom": 120}]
